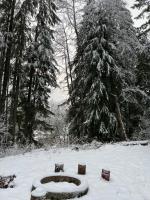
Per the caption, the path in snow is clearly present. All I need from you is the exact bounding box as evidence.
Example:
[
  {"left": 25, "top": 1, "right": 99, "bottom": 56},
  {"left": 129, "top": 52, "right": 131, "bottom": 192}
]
[{"left": 0, "top": 144, "right": 150, "bottom": 200}]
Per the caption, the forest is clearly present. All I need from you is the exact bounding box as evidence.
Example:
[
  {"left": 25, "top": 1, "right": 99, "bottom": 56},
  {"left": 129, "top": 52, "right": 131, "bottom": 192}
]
[
  {"left": 0, "top": 1, "right": 150, "bottom": 200},
  {"left": 0, "top": 0, "right": 150, "bottom": 150}
]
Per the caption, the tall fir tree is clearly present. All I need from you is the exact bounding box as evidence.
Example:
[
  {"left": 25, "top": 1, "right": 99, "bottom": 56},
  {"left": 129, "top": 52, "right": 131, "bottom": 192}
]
[
  {"left": 9, "top": 0, "right": 38, "bottom": 142},
  {"left": 22, "top": 0, "right": 59, "bottom": 143},
  {"left": 135, "top": 36, "right": 150, "bottom": 139},
  {"left": 105, "top": 0, "right": 143, "bottom": 138},
  {"left": 68, "top": 0, "right": 141, "bottom": 142},
  {"left": 69, "top": 0, "right": 123, "bottom": 141},
  {"left": 0, "top": 0, "right": 16, "bottom": 115},
  {"left": 0, "top": 0, "right": 59, "bottom": 145}
]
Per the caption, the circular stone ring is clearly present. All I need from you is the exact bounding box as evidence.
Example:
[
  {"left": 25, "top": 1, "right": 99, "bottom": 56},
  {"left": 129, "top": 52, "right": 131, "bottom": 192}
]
[{"left": 31, "top": 173, "right": 89, "bottom": 200}]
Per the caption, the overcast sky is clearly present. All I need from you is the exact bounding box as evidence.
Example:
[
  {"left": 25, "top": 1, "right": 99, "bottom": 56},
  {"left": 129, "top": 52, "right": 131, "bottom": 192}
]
[{"left": 126, "top": 0, "right": 143, "bottom": 27}]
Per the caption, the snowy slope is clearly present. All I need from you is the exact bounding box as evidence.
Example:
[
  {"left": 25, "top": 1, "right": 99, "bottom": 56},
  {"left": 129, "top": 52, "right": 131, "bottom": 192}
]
[{"left": 0, "top": 144, "right": 150, "bottom": 200}]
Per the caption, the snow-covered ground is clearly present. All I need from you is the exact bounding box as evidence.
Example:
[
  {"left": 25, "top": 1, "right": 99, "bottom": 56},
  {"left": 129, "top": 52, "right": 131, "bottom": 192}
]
[{"left": 0, "top": 143, "right": 150, "bottom": 200}]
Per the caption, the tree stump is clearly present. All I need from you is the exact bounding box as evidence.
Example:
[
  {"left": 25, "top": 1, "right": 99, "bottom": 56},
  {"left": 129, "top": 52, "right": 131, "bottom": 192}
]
[
  {"left": 101, "top": 169, "right": 110, "bottom": 181},
  {"left": 78, "top": 164, "right": 86, "bottom": 175},
  {"left": 55, "top": 164, "right": 64, "bottom": 172}
]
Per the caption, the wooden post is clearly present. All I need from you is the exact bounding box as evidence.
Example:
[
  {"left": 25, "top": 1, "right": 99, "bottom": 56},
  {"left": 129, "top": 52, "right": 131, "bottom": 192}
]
[
  {"left": 78, "top": 164, "right": 86, "bottom": 175},
  {"left": 101, "top": 169, "right": 110, "bottom": 181},
  {"left": 55, "top": 164, "right": 64, "bottom": 172}
]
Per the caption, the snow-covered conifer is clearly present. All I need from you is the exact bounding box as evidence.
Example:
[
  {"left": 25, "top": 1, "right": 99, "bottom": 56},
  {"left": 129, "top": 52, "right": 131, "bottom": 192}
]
[
  {"left": 22, "top": 0, "right": 59, "bottom": 143},
  {"left": 69, "top": 0, "right": 141, "bottom": 141}
]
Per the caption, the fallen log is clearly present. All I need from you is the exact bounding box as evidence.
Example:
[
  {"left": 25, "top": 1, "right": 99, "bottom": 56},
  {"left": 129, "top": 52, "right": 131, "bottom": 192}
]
[{"left": 122, "top": 140, "right": 149, "bottom": 146}]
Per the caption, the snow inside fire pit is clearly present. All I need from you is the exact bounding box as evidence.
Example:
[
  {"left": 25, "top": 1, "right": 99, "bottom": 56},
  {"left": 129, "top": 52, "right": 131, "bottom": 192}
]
[{"left": 31, "top": 173, "right": 89, "bottom": 200}]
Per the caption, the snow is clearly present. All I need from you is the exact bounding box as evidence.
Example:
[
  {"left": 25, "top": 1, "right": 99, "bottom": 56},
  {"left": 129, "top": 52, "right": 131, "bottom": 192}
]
[
  {"left": 32, "top": 173, "right": 88, "bottom": 196},
  {"left": 33, "top": 181, "right": 78, "bottom": 192},
  {"left": 31, "top": 187, "right": 46, "bottom": 197},
  {"left": 0, "top": 143, "right": 150, "bottom": 200},
  {"left": 120, "top": 140, "right": 149, "bottom": 146}
]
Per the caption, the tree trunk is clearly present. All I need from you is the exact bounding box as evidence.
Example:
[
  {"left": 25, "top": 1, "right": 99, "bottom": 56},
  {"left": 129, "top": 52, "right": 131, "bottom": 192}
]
[
  {"left": 24, "top": 25, "right": 38, "bottom": 143},
  {"left": 114, "top": 95, "right": 128, "bottom": 141},
  {"left": 0, "top": 0, "right": 16, "bottom": 114},
  {"left": 10, "top": 64, "right": 20, "bottom": 143},
  {"left": 0, "top": 50, "right": 6, "bottom": 99},
  {"left": 0, "top": 15, "right": 9, "bottom": 99},
  {"left": 63, "top": 27, "right": 73, "bottom": 85},
  {"left": 24, "top": 66, "right": 35, "bottom": 142},
  {"left": 64, "top": 47, "right": 72, "bottom": 101},
  {"left": 9, "top": 12, "right": 25, "bottom": 142},
  {"left": 72, "top": 0, "right": 79, "bottom": 41}
]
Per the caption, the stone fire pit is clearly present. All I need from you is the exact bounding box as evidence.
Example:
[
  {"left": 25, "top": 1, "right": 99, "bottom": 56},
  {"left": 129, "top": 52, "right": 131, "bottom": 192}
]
[{"left": 31, "top": 173, "right": 89, "bottom": 200}]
